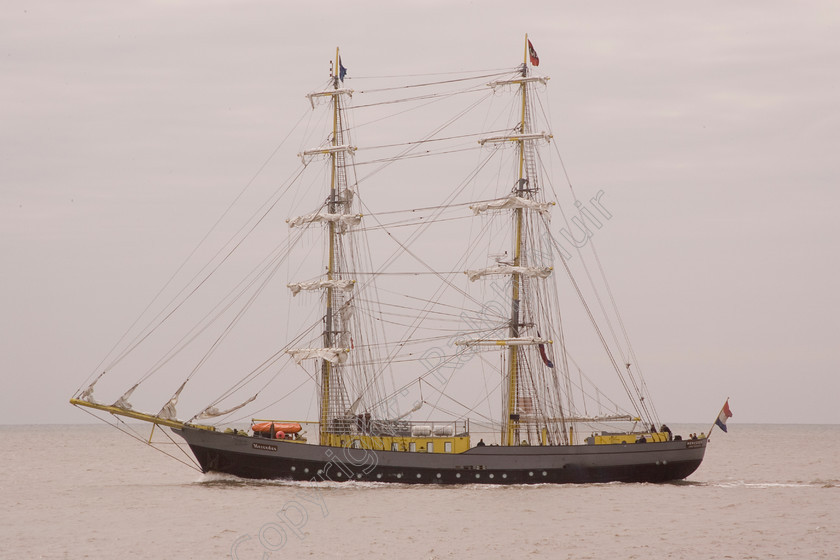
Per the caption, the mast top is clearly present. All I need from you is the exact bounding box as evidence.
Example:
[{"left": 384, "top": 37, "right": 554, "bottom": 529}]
[
  {"left": 332, "top": 46, "right": 348, "bottom": 88},
  {"left": 523, "top": 33, "right": 540, "bottom": 73}
]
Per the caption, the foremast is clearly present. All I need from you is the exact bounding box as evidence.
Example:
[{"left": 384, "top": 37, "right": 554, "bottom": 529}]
[
  {"left": 322, "top": 47, "right": 341, "bottom": 446},
  {"left": 289, "top": 48, "right": 357, "bottom": 445}
]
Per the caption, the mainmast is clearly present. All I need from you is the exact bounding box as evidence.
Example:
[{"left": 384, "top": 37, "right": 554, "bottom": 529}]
[
  {"left": 502, "top": 34, "right": 530, "bottom": 445},
  {"left": 467, "top": 37, "right": 553, "bottom": 446},
  {"left": 504, "top": 36, "right": 533, "bottom": 446}
]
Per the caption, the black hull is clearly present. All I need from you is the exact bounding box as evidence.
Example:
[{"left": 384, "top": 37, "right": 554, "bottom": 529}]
[{"left": 175, "top": 427, "right": 707, "bottom": 485}]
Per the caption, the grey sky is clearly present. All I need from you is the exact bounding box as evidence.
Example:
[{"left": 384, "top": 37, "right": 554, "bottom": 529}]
[{"left": 2, "top": 1, "right": 838, "bottom": 425}]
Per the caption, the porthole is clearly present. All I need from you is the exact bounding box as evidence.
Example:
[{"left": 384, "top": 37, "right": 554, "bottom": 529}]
[
  {"left": 337, "top": 472, "right": 342, "bottom": 477},
  {"left": 502, "top": 473, "right": 507, "bottom": 479},
  {"left": 317, "top": 470, "right": 323, "bottom": 475},
  {"left": 475, "top": 473, "right": 481, "bottom": 479},
  {"left": 304, "top": 468, "right": 309, "bottom": 473},
  {"left": 416, "top": 473, "right": 422, "bottom": 479},
  {"left": 436, "top": 473, "right": 442, "bottom": 479},
  {"left": 290, "top": 466, "right": 296, "bottom": 472},
  {"left": 396, "top": 473, "right": 403, "bottom": 479},
  {"left": 356, "top": 474, "right": 362, "bottom": 479},
  {"left": 456, "top": 473, "right": 461, "bottom": 478},
  {"left": 489, "top": 473, "right": 494, "bottom": 479},
  {"left": 528, "top": 471, "right": 534, "bottom": 477},
  {"left": 376, "top": 473, "right": 382, "bottom": 479},
  {"left": 542, "top": 471, "right": 547, "bottom": 476}
]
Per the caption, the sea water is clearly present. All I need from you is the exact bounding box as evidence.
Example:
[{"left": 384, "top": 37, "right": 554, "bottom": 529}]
[{"left": 1, "top": 423, "right": 837, "bottom": 559}]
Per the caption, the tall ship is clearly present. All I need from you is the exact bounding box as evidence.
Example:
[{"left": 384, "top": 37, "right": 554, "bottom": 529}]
[{"left": 71, "top": 37, "right": 709, "bottom": 484}]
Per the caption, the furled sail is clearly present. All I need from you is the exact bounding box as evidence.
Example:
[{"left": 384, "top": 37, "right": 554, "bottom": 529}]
[
  {"left": 478, "top": 131, "right": 552, "bottom": 145},
  {"left": 305, "top": 87, "right": 354, "bottom": 109},
  {"left": 487, "top": 75, "right": 550, "bottom": 89},
  {"left": 559, "top": 415, "right": 636, "bottom": 423},
  {"left": 464, "top": 264, "right": 552, "bottom": 282},
  {"left": 193, "top": 394, "right": 258, "bottom": 420},
  {"left": 112, "top": 383, "right": 138, "bottom": 410},
  {"left": 393, "top": 400, "right": 424, "bottom": 420},
  {"left": 454, "top": 336, "right": 552, "bottom": 347},
  {"left": 158, "top": 380, "right": 187, "bottom": 420},
  {"left": 287, "top": 347, "right": 350, "bottom": 365},
  {"left": 298, "top": 144, "right": 357, "bottom": 165},
  {"left": 286, "top": 213, "right": 362, "bottom": 231},
  {"left": 469, "top": 195, "right": 553, "bottom": 216},
  {"left": 78, "top": 377, "right": 101, "bottom": 404},
  {"left": 339, "top": 300, "right": 354, "bottom": 322},
  {"left": 287, "top": 279, "right": 355, "bottom": 296}
]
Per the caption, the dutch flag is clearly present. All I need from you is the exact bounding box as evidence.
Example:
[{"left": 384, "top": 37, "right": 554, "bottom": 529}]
[{"left": 715, "top": 400, "right": 733, "bottom": 432}]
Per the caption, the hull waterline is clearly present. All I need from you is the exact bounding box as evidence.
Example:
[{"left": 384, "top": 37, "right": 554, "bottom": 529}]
[{"left": 175, "top": 427, "right": 707, "bottom": 485}]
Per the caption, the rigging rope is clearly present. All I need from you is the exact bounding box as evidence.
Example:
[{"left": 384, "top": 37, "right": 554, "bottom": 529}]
[
  {"left": 356, "top": 70, "right": 513, "bottom": 93},
  {"left": 78, "top": 110, "right": 311, "bottom": 394},
  {"left": 74, "top": 405, "right": 202, "bottom": 472}
]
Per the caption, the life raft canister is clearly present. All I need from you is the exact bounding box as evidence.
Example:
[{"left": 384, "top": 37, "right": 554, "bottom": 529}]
[{"left": 251, "top": 422, "right": 302, "bottom": 434}]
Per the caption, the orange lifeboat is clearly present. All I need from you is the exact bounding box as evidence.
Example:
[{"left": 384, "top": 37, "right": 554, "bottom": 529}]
[{"left": 251, "top": 422, "right": 302, "bottom": 434}]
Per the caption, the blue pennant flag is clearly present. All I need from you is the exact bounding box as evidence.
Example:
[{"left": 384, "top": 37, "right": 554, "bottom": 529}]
[{"left": 339, "top": 57, "right": 347, "bottom": 82}]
